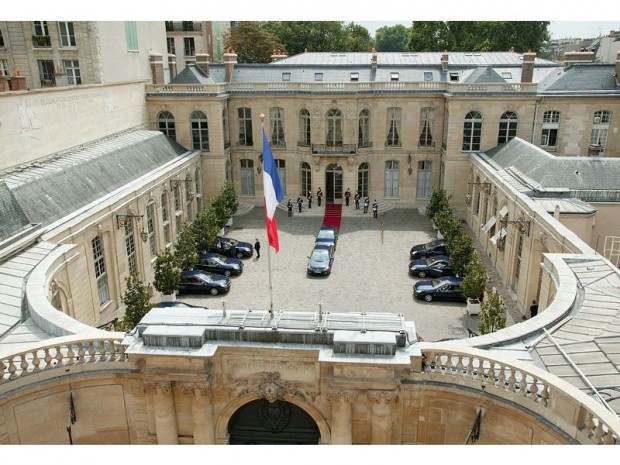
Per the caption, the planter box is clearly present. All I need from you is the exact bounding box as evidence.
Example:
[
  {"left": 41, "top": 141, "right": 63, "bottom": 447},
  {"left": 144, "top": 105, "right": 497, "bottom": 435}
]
[
  {"left": 161, "top": 293, "right": 177, "bottom": 302},
  {"left": 467, "top": 298, "right": 481, "bottom": 315}
]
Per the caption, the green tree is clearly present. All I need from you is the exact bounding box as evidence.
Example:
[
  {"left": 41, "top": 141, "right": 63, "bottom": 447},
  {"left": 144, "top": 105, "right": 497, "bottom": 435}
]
[
  {"left": 375, "top": 24, "right": 410, "bottom": 52},
  {"left": 447, "top": 230, "right": 475, "bottom": 277},
  {"left": 174, "top": 222, "right": 198, "bottom": 271},
  {"left": 434, "top": 209, "right": 460, "bottom": 244},
  {"left": 153, "top": 248, "right": 181, "bottom": 296},
  {"left": 119, "top": 274, "right": 152, "bottom": 331},
  {"left": 223, "top": 22, "right": 284, "bottom": 63},
  {"left": 220, "top": 180, "right": 239, "bottom": 219},
  {"left": 425, "top": 187, "right": 451, "bottom": 223},
  {"left": 191, "top": 207, "right": 220, "bottom": 253},
  {"left": 460, "top": 255, "right": 488, "bottom": 299},
  {"left": 263, "top": 21, "right": 347, "bottom": 55},
  {"left": 341, "top": 22, "right": 373, "bottom": 52},
  {"left": 479, "top": 290, "right": 507, "bottom": 334},
  {"left": 407, "top": 21, "right": 453, "bottom": 52}
]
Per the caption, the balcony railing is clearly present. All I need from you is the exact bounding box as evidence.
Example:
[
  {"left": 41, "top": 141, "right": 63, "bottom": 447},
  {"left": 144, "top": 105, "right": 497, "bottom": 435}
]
[
  {"left": 166, "top": 22, "right": 202, "bottom": 32},
  {"left": 32, "top": 35, "right": 51, "bottom": 47},
  {"left": 312, "top": 144, "right": 357, "bottom": 155}
]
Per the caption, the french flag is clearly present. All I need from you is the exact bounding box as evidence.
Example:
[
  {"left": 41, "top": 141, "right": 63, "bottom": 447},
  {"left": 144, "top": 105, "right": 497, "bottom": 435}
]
[{"left": 262, "top": 128, "right": 285, "bottom": 252}]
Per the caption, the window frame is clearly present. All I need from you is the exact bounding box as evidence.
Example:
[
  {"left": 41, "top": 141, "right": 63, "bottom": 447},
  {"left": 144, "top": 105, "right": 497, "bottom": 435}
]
[
  {"left": 237, "top": 107, "right": 253, "bottom": 146},
  {"left": 124, "top": 21, "right": 138, "bottom": 51},
  {"left": 183, "top": 37, "right": 195, "bottom": 57},
  {"left": 416, "top": 160, "right": 432, "bottom": 198},
  {"left": 462, "top": 111, "right": 483, "bottom": 151},
  {"left": 386, "top": 107, "right": 401, "bottom": 147},
  {"left": 358, "top": 109, "right": 371, "bottom": 148},
  {"left": 301, "top": 162, "right": 312, "bottom": 197},
  {"left": 58, "top": 22, "right": 76, "bottom": 47},
  {"left": 384, "top": 160, "right": 400, "bottom": 198},
  {"left": 419, "top": 107, "right": 434, "bottom": 147},
  {"left": 92, "top": 235, "right": 109, "bottom": 307},
  {"left": 326, "top": 108, "right": 343, "bottom": 148},
  {"left": 158, "top": 111, "right": 176, "bottom": 140},
  {"left": 299, "top": 109, "right": 311, "bottom": 147},
  {"left": 240, "top": 159, "right": 255, "bottom": 196},
  {"left": 64, "top": 59, "right": 81, "bottom": 85},
  {"left": 269, "top": 107, "right": 285, "bottom": 147},
  {"left": 541, "top": 110, "right": 560, "bottom": 147},
  {"left": 190, "top": 110, "right": 209, "bottom": 151},
  {"left": 498, "top": 111, "right": 518, "bottom": 144}
]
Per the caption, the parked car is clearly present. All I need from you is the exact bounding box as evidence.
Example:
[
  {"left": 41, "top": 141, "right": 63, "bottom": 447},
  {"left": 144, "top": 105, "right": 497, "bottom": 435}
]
[
  {"left": 152, "top": 301, "right": 205, "bottom": 309},
  {"left": 413, "top": 276, "right": 466, "bottom": 302},
  {"left": 410, "top": 239, "right": 447, "bottom": 260},
  {"left": 307, "top": 245, "right": 334, "bottom": 276},
  {"left": 315, "top": 227, "right": 338, "bottom": 249},
  {"left": 208, "top": 236, "right": 254, "bottom": 259},
  {"left": 178, "top": 270, "right": 231, "bottom": 296},
  {"left": 409, "top": 255, "right": 454, "bottom": 278},
  {"left": 196, "top": 252, "right": 243, "bottom": 276}
]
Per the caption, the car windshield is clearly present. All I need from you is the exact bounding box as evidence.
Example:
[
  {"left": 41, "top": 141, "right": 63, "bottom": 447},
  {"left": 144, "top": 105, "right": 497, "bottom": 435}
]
[
  {"left": 317, "top": 230, "right": 334, "bottom": 239},
  {"left": 423, "top": 241, "right": 437, "bottom": 250},
  {"left": 227, "top": 239, "right": 238, "bottom": 246},
  {"left": 310, "top": 249, "right": 330, "bottom": 260},
  {"left": 431, "top": 278, "right": 445, "bottom": 287},
  {"left": 199, "top": 272, "right": 214, "bottom": 280},
  {"left": 425, "top": 258, "right": 435, "bottom": 266},
  {"left": 213, "top": 256, "right": 226, "bottom": 264}
]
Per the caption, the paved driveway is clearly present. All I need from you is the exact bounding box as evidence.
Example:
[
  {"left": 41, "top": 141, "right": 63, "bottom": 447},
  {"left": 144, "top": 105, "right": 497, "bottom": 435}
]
[{"left": 178, "top": 206, "right": 484, "bottom": 342}]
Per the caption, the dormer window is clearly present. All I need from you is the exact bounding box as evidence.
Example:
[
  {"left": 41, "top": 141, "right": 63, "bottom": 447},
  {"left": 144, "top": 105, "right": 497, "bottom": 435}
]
[
  {"left": 390, "top": 72, "right": 399, "bottom": 81},
  {"left": 314, "top": 72, "right": 323, "bottom": 81},
  {"left": 450, "top": 72, "right": 459, "bottom": 82},
  {"left": 501, "top": 71, "right": 512, "bottom": 79},
  {"left": 424, "top": 72, "right": 433, "bottom": 81},
  {"left": 350, "top": 72, "right": 359, "bottom": 81},
  {"left": 281, "top": 72, "right": 291, "bottom": 81}
]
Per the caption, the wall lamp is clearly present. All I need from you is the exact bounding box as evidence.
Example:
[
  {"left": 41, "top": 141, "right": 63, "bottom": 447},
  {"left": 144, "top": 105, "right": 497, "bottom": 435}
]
[{"left": 500, "top": 217, "right": 531, "bottom": 236}]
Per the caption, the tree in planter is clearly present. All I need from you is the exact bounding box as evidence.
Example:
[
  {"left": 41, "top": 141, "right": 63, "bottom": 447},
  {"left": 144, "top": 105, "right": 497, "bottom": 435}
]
[
  {"left": 460, "top": 255, "right": 488, "bottom": 301},
  {"left": 447, "top": 230, "right": 476, "bottom": 277},
  {"left": 191, "top": 207, "right": 220, "bottom": 254},
  {"left": 434, "top": 208, "right": 460, "bottom": 243},
  {"left": 425, "top": 187, "right": 451, "bottom": 224},
  {"left": 478, "top": 290, "right": 507, "bottom": 334},
  {"left": 119, "top": 274, "right": 152, "bottom": 331},
  {"left": 174, "top": 222, "right": 198, "bottom": 271},
  {"left": 153, "top": 248, "right": 181, "bottom": 297},
  {"left": 220, "top": 180, "right": 239, "bottom": 219},
  {"left": 209, "top": 193, "right": 230, "bottom": 231}
]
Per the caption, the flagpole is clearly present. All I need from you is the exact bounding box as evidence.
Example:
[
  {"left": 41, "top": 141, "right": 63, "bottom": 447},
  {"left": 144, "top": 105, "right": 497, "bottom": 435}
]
[{"left": 260, "top": 113, "right": 275, "bottom": 316}]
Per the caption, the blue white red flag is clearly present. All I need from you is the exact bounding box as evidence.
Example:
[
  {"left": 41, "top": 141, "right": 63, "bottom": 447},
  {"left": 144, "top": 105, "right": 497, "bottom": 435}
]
[{"left": 262, "top": 128, "right": 285, "bottom": 252}]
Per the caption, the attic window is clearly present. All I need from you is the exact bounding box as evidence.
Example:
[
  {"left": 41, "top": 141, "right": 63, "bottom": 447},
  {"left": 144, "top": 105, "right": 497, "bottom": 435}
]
[
  {"left": 281, "top": 72, "right": 291, "bottom": 81},
  {"left": 314, "top": 72, "right": 323, "bottom": 81},
  {"left": 449, "top": 72, "right": 459, "bottom": 82},
  {"left": 501, "top": 71, "right": 512, "bottom": 79},
  {"left": 424, "top": 72, "right": 433, "bottom": 81},
  {"left": 350, "top": 72, "right": 359, "bottom": 81},
  {"left": 390, "top": 72, "right": 399, "bottom": 81}
]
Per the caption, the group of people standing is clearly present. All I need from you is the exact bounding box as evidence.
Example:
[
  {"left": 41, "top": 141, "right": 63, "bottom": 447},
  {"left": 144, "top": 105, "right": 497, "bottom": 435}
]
[{"left": 286, "top": 187, "right": 377, "bottom": 218}]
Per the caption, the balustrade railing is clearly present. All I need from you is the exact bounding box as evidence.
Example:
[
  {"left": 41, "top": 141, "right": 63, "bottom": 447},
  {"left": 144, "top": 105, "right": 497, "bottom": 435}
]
[{"left": 311, "top": 144, "right": 357, "bottom": 155}]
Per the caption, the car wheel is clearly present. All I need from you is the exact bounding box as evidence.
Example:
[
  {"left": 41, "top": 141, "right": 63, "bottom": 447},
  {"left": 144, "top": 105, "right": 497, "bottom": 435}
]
[
  {"left": 418, "top": 271, "right": 427, "bottom": 278},
  {"left": 236, "top": 252, "right": 244, "bottom": 259},
  {"left": 424, "top": 294, "right": 433, "bottom": 302},
  {"left": 210, "top": 288, "right": 219, "bottom": 296},
  {"left": 224, "top": 270, "right": 231, "bottom": 277}
]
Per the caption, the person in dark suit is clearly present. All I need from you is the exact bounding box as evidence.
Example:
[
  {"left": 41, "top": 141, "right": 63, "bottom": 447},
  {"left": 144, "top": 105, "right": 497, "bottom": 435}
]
[
  {"left": 363, "top": 197, "right": 369, "bottom": 214},
  {"left": 317, "top": 188, "right": 323, "bottom": 207},
  {"left": 297, "top": 195, "right": 303, "bottom": 213},
  {"left": 254, "top": 239, "right": 261, "bottom": 259},
  {"left": 530, "top": 300, "right": 538, "bottom": 318},
  {"left": 307, "top": 191, "right": 313, "bottom": 208},
  {"left": 372, "top": 200, "right": 378, "bottom": 218},
  {"left": 287, "top": 199, "right": 293, "bottom": 217},
  {"left": 345, "top": 188, "right": 351, "bottom": 207},
  {"left": 354, "top": 191, "right": 361, "bottom": 210}
]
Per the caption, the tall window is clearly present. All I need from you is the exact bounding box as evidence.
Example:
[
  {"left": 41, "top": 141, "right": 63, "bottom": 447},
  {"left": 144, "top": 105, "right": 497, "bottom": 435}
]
[
  {"left": 498, "top": 111, "right": 518, "bottom": 144},
  {"left": 33, "top": 21, "right": 49, "bottom": 37},
  {"left": 358, "top": 162, "right": 369, "bottom": 197},
  {"left": 125, "top": 224, "right": 137, "bottom": 276},
  {"left": 416, "top": 161, "right": 432, "bottom": 198},
  {"left": 358, "top": 109, "right": 371, "bottom": 148},
  {"left": 326, "top": 109, "right": 343, "bottom": 147},
  {"left": 384, "top": 160, "right": 400, "bottom": 197},
  {"left": 489, "top": 196, "right": 498, "bottom": 237},
  {"left": 64, "top": 60, "right": 81, "bottom": 85},
  {"left": 0, "top": 29, "right": 4, "bottom": 47},
  {"left": 194, "top": 167, "right": 202, "bottom": 213},
  {"left": 223, "top": 108, "right": 230, "bottom": 149},
  {"left": 514, "top": 233, "right": 524, "bottom": 291},
  {"left": 58, "top": 22, "right": 76, "bottom": 47},
  {"left": 299, "top": 109, "right": 311, "bottom": 147},
  {"left": 161, "top": 191, "right": 171, "bottom": 245},
  {"left": 166, "top": 37, "right": 175, "bottom": 55},
  {"left": 1, "top": 59, "right": 10, "bottom": 77},
  {"left": 173, "top": 184, "right": 182, "bottom": 234},
  {"left": 184, "top": 37, "right": 195, "bottom": 56},
  {"left": 240, "top": 159, "right": 255, "bottom": 196},
  {"left": 38, "top": 60, "right": 55, "bottom": 87},
  {"left": 463, "top": 111, "right": 483, "bottom": 151},
  {"left": 590, "top": 110, "right": 612, "bottom": 151},
  {"left": 190, "top": 111, "right": 209, "bottom": 151},
  {"left": 92, "top": 235, "right": 109, "bottom": 307},
  {"left": 185, "top": 175, "right": 193, "bottom": 221},
  {"left": 238, "top": 107, "right": 253, "bottom": 146},
  {"left": 276, "top": 159, "right": 286, "bottom": 195},
  {"left": 146, "top": 202, "right": 157, "bottom": 257},
  {"left": 270, "top": 107, "right": 285, "bottom": 147},
  {"left": 386, "top": 107, "right": 401, "bottom": 147},
  {"left": 301, "top": 162, "right": 312, "bottom": 197},
  {"left": 474, "top": 177, "right": 482, "bottom": 215},
  {"left": 541, "top": 110, "right": 560, "bottom": 147},
  {"left": 419, "top": 107, "right": 434, "bottom": 147},
  {"left": 158, "top": 111, "right": 176, "bottom": 140},
  {"left": 125, "top": 22, "right": 138, "bottom": 51}
]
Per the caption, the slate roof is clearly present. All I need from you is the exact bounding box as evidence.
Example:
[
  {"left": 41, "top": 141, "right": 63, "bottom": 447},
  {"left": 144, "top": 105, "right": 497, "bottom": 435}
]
[
  {"left": 538, "top": 64, "right": 619, "bottom": 93},
  {"left": 0, "top": 183, "right": 31, "bottom": 241},
  {"left": 170, "top": 64, "right": 216, "bottom": 85},
  {"left": 465, "top": 66, "right": 507, "bottom": 84}
]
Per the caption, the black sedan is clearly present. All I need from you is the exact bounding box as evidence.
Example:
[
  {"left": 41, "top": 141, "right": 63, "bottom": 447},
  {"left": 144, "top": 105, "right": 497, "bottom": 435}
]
[
  {"left": 307, "top": 245, "right": 334, "bottom": 276},
  {"left": 178, "top": 270, "right": 231, "bottom": 296},
  {"left": 208, "top": 237, "right": 254, "bottom": 259},
  {"left": 315, "top": 227, "right": 338, "bottom": 249},
  {"left": 410, "top": 239, "right": 447, "bottom": 260},
  {"left": 413, "top": 276, "right": 466, "bottom": 302},
  {"left": 196, "top": 252, "right": 243, "bottom": 276},
  {"left": 409, "top": 255, "right": 454, "bottom": 278}
]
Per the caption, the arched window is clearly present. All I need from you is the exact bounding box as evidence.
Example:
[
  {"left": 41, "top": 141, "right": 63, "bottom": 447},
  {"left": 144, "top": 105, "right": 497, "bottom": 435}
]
[
  {"left": 276, "top": 159, "right": 286, "bottom": 195},
  {"left": 419, "top": 107, "right": 434, "bottom": 147},
  {"left": 161, "top": 191, "right": 171, "bottom": 245},
  {"left": 462, "top": 111, "right": 482, "bottom": 151},
  {"left": 240, "top": 159, "right": 255, "bottom": 196},
  {"left": 222, "top": 107, "right": 230, "bottom": 149},
  {"left": 384, "top": 160, "right": 400, "bottom": 197},
  {"left": 326, "top": 109, "right": 343, "bottom": 147},
  {"left": 358, "top": 109, "right": 371, "bottom": 148},
  {"left": 158, "top": 111, "right": 176, "bottom": 139},
  {"left": 299, "top": 109, "right": 311, "bottom": 147},
  {"left": 358, "top": 162, "right": 369, "bottom": 197},
  {"left": 541, "top": 110, "right": 560, "bottom": 147},
  {"left": 591, "top": 110, "right": 612, "bottom": 151},
  {"left": 498, "top": 111, "right": 518, "bottom": 144},
  {"left": 91, "top": 235, "right": 109, "bottom": 307},
  {"left": 270, "top": 107, "right": 285, "bottom": 147},
  {"left": 190, "top": 110, "right": 209, "bottom": 151},
  {"left": 146, "top": 201, "right": 157, "bottom": 257},
  {"left": 386, "top": 107, "right": 401, "bottom": 147},
  {"left": 301, "top": 162, "right": 312, "bottom": 197}
]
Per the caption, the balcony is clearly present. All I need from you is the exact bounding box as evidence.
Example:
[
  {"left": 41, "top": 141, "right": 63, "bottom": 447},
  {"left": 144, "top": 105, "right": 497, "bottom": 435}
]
[
  {"left": 311, "top": 144, "right": 357, "bottom": 155},
  {"left": 32, "top": 35, "right": 51, "bottom": 47},
  {"left": 166, "top": 22, "right": 202, "bottom": 32}
]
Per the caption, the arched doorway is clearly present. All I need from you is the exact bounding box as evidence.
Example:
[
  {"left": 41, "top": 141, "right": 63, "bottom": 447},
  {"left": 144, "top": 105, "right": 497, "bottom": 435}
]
[
  {"left": 325, "top": 163, "right": 343, "bottom": 204},
  {"left": 227, "top": 399, "right": 320, "bottom": 444}
]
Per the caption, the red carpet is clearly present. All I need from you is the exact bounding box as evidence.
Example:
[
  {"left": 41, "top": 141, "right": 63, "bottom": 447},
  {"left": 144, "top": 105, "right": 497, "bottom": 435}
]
[{"left": 322, "top": 204, "right": 342, "bottom": 230}]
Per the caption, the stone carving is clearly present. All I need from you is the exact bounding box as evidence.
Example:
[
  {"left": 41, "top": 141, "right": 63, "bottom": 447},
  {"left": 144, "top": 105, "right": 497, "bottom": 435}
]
[
  {"left": 225, "top": 371, "right": 316, "bottom": 403},
  {"left": 326, "top": 390, "right": 358, "bottom": 404},
  {"left": 143, "top": 380, "right": 173, "bottom": 395},
  {"left": 180, "top": 382, "right": 212, "bottom": 397},
  {"left": 540, "top": 232, "right": 548, "bottom": 246},
  {"left": 257, "top": 400, "right": 291, "bottom": 432},
  {"left": 367, "top": 390, "right": 400, "bottom": 405}
]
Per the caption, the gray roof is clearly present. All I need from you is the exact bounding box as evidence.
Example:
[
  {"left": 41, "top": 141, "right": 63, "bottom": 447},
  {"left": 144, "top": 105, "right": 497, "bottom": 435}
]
[
  {"left": 465, "top": 66, "right": 507, "bottom": 84},
  {"left": 0, "top": 183, "right": 31, "bottom": 241},
  {"left": 170, "top": 64, "right": 216, "bottom": 85},
  {"left": 538, "top": 64, "right": 619, "bottom": 92},
  {"left": 483, "top": 138, "right": 620, "bottom": 197},
  {"left": 0, "top": 130, "right": 189, "bottom": 231}
]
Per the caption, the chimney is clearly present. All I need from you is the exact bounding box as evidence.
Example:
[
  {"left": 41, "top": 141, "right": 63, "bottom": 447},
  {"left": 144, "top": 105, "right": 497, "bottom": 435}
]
[
  {"left": 168, "top": 54, "right": 177, "bottom": 80},
  {"left": 195, "top": 52, "right": 210, "bottom": 76},
  {"left": 371, "top": 47, "right": 378, "bottom": 70},
  {"left": 9, "top": 69, "right": 27, "bottom": 91},
  {"left": 563, "top": 51, "right": 595, "bottom": 68},
  {"left": 149, "top": 53, "right": 164, "bottom": 85},
  {"left": 270, "top": 49, "right": 287, "bottom": 63},
  {"left": 616, "top": 51, "right": 620, "bottom": 86},
  {"left": 223, "top": 48, "right": 238, "bottom": 82},
  {"left": 521, "top": 51, "right": 536, "bottom": 83},
  {"left": 441, "top": 51, "right": 449, "bottom": 72},
  {"left": 509, "top": 46, "right": 515, "bottom": 53}
]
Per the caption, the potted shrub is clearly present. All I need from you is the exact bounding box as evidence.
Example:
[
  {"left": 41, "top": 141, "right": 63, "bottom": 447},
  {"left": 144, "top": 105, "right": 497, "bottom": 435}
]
[
  {"left": 153, "top": 248, "right": 181, "bottom": 302},
  {"left": 479, "top": 290, "right": 507, "bottom": 334},
  {"left": 425, "top": 187, "right": 451, "bottom": 229},
  {"left": 460, "top": 256, "right": 488, "bottom": 315}
]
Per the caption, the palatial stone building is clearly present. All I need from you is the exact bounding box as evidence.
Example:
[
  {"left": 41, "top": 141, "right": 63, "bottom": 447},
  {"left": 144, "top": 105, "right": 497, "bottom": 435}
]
[{"left": 1, "top": 22, "right": 620, "bottom": 444}]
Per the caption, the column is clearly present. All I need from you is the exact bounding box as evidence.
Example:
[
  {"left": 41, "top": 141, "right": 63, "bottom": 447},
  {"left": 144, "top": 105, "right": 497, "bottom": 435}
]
[
  {"left": 181, "top": 383, "right": 215, "bottom": 444},
  {"left": 367, "top": 390, "right": 399, "bottom": 444},
  {"left": 144, "top": 380, "right": 179, "bottom": 444},
  {"left": 327, "top": 391, "right": 358, "bottom": 444}
]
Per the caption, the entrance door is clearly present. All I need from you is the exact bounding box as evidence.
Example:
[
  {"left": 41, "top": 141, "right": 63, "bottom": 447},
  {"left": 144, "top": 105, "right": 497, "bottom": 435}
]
[
  {"left": 228, "top": 399, "right": 320, "bottom": 444},
  {"left": 325, "top": 163, "right": 343, "bottom": 204}
]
